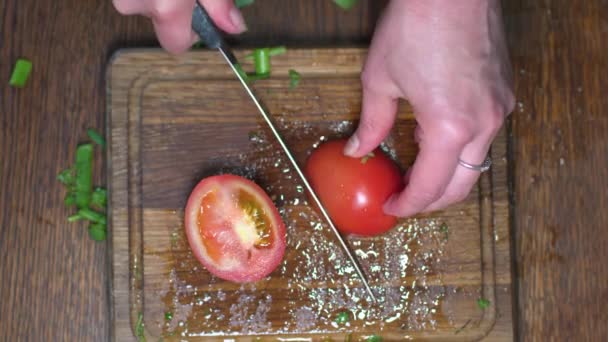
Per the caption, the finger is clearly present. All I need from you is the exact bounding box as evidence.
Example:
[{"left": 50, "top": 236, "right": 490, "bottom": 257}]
[
  {"left": 150, "top": 0, "right": 197, "bottom": 54},
  {"left": 199, "top": 0, "right": 247, "bottom": 34},
  {"left": 344, "top": 88, "right": 398, "bottom": 157},
  {"left": 383, "top": 123, "right": 470, "bottom": 217},
  {"left": 422, "top": 130, "right": 495, "bottom": 212},
  {"left": 113, "top": 0, "right": 147, "bottom": 15}
]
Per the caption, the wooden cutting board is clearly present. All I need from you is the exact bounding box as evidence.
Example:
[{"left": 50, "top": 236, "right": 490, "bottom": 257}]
[{"left": 107, "top": 48, "right": 514, "bottom": 341}]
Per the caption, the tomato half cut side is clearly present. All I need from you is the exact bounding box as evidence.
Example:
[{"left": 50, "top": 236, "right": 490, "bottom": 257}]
[{"left": 184, "top": 174, "right": 286, "bottom": 283}]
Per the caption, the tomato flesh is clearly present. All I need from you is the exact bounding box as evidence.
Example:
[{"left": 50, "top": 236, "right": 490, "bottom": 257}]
[
  {"left": 305, "top": 139, "right": 403, "bottom": 236},
  {"left": 185, "top": 175, "right": 286, "bottom": 282}
]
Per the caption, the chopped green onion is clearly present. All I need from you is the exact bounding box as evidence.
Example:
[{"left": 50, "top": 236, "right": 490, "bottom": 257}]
[
  {"left": 75, "top": 144, "right": 93, "bottom": 209},
  {"left": 57, "top": 168, "right": 76, "bottom": 186},
  {"left": 253, "top": 48, "right": 271, "bottom": 76},
  {"left": 333, "top": 0, "right": 359, "bottom": 10},
  {"left": 234, "top": 0, "right": 254, "bottom": 8},
  {"left": 246, "top": 73, "right": 270, "bottom": 81},
  {"left": 269, "top": 46, "right": 286, "bottom": 56},
  {"left": 165, "top": 312, "right": 173, "bottom": 321},
  {"left": 88, "top": 223, "right": 107, "bottom": 241},
  {"left": 288, "top": 69, "right": 301, "bottom": 89},
  {"left": 135, "top": 312, "right": 146, "bottom": 342},
  {"left": 87, "top": 128, "right": 106, "bottom": 148},
  {"left": 78, "top": 208, "right": 106, "bottom": 224},
  {"left": 91, "top": 188, "right": 107, "bottom": 208},
  {"left": 64, "top": 193, "right": 77, "bottom": 207},
  {"left": 234, "top": 63, "right": 250, "bottom": 83},
  {"left": 67, "top": 214, "right": 82, "bottom": 222},
  {"left": 477, "top": 298, "right": 490, "bottom": 309},
  {"left": 9, "top": 59, "right": 32, "bottom": 88},
  {"left": 366, "top": 334, "right": 382, "bottom": 342},
  {"left": 334, "top": 311, "right": 350, "bottom": 324}
]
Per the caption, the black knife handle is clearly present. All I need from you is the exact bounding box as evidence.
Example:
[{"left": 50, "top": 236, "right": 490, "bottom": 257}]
[{"left": 191, "top": 2, "right": 224, "bottom": 49}]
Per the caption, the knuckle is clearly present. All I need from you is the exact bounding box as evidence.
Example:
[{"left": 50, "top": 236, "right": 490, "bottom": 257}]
[{"left": 150, "top": 0, "right": 182, "bottom": 21}]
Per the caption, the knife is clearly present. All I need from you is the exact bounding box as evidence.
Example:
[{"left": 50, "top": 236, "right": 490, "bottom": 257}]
[{"left": 191, "top": 2, "right": 376, "bottom": 302}]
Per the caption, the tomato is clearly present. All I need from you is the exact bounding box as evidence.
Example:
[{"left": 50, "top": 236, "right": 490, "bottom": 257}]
[
  {"left": 305, "top": 139, "right": 403, "bottom": 236},
  {"left": 184, "top": 174, "right": 286, "bottom": 282}
]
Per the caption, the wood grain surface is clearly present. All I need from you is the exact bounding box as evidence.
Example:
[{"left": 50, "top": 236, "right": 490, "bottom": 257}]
[
  {"left": 1, "top": 0, "right": 607, "bottom": 341},
  {"left": 107, "top": 48, "right": 512, "bottom": 341}
]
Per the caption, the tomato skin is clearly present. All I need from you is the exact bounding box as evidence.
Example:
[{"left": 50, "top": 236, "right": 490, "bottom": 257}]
[
  {"left": 184, "top": 175, "right": 286, "bottom": 282},
  {"left": 305, "top": 139, "right": 403, "bottom": 236}
]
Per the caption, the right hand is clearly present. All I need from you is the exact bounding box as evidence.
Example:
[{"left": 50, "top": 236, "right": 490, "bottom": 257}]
[{"left": 112, "top": 0, "right": 247, "bottom": 54}]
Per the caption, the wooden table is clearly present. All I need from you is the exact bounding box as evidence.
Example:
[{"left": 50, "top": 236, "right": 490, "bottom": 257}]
[{"left": 1, "top": 0, "right": 606, "bottom": 340}]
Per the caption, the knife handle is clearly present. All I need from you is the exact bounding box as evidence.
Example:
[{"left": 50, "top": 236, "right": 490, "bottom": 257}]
[{"left": 191, "top": 2, "right": 224, "bottom": 49}]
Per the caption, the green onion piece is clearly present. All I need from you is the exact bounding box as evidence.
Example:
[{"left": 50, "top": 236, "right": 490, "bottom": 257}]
[
  {"left": 234, "top": 0, "right": 254, "bottom": 8},
  {"left": 88, "top": 223, "right": 107, "bottom": 241},
  {"left": 440, "top": 222, "right": 449, "bottom": 240},
  {"left": 91, "top": 188, "right": 107, "bottom": 209},
  {"left": 87, "top": 128, "right": 106, "bottom": 148},
  {"left": 67, "top": 214, "right": 82, "bottom": 222},
  {"left": 335, "top": 311, "right": 350, "bottom": 324},
  {"left": 9, "top": 59, "right": 32, "bottom": 88},
  {"left": 477, "top": 298, "right": 490, "bottom": 309},
  {"left": 64, "top": 193, "right": 77, "bottom": 207},
  {"left": 165, "top": 312, "right": 173, "bottom": 321},
  {"left": 366, "top": 334, "right": 382, "bottom": 342},
  {"left": 253, "top": 48, "right": 271, "bottom": 75},
  {"left": 288, "top": 69, "right": 301, "bottom": 89},
  {"left": 268, "top": 46, "right": 287, "bottom": 56},
  {"left": 135, "top": 312, "right": 146, "bottom": 342},
  {"left": 75, "top": 144, "right": 94, "bottom": 209},
  {"left": 246, "top": 73, "right": 270, "bottom": 81},
  {"left": 333, "top": 0, "right": 359, "bottom": 10},
  {"left": 78, "top": 208, "right": 106, "bottom": 224},
  {"left": 57, "top": 168, "right": 76, "bottom": 186}
]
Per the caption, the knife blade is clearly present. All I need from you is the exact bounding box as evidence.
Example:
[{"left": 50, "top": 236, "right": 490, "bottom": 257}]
[{"left": 191, "top": 2, "right": 376, "bottom": 302}]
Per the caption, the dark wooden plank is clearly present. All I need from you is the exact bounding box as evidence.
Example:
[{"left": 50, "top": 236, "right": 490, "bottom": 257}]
[{"left": 503, "top": 0, "right": 608, "bottom": 340}]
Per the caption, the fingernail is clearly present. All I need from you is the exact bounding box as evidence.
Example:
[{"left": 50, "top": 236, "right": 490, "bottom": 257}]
[
  {"left": 344, "top": 136, "right": 359, "bottom": 156},
  {"left": 229, "top": 8, "right": 247, "bottom": 32}
]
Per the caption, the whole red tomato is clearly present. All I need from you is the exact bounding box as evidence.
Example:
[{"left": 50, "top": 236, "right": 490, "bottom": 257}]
[
  {"left": 305, "top": 139, "right": 403, "bottom": 236},
  {"left": 184, "top": 174, "right": 286, "bottom": 282}
]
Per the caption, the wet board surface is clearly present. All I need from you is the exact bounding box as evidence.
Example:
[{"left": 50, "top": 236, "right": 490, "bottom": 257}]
[{"left": 107, "top": 48, "right": 514, "bottom": 341}]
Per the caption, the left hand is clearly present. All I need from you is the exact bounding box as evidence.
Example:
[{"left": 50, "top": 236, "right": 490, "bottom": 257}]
[{"left": 344, "top": 0, "right": 515, "bottom": 217}]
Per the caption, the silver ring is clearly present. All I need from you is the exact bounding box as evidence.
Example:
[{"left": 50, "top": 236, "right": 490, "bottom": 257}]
[{"left": 458, "top": 156, "right": 492, "bottom": 172}]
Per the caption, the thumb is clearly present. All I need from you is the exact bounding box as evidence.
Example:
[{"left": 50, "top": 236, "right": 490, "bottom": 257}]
[
  {"left": 199, "top": 0, "right": 247, "bottom": 34},
  {"left": 344, "top": 87, "right": 398, "bottom": 158}
]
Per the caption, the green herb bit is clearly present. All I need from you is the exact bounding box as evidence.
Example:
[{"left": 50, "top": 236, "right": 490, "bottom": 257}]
[
  {"left": 334, "top": 311, "right": 350, "bottom": 325},
  {"left": 246, "top": 73, "right": 270, "bottom": 81},
  {"left": 78, "top": 208, "right": 107, "bottom": 224},
  {"left": 366, "top": 334, "right": 382, "bottom": 342},
  {"left": 235, "top": 0, "right": 254, "bottom": 8},
  {"left": 440, "top": 222, "right": 449, "bottom": 240},
  {"left": 88, "top": 223, "right": 107, "bottom": 241},
  {"left": 75, "top": 143, "right": 94, "bottom": 209},
  {"left": 253, "top": 48, "right": 271, "bottom": 75},
  {"left": 165, "top": 311, "right": 173, "bottom": 321},
  {"left": 288, "top": 69, "right": 301, "bottom": 89},
  {"left": 67, "top": 213, "right": 82, "bottom": 222},
  {"left": 234, "top": 63, "right": 250, "bottom": 83},
  {"left": 87, "top": 128, "right": 106, "bottom": 148},
  {"left": 333, "top": 0, "right": 359, "bottom": 10},
  {"left": 361, "top": 152, "right": 375, "bottom": 164},
  {"left": 64, "top": 193, "right": 77, "bottom": 207},
  {"left": 269, "top": 46, "right": 287, "bottom": 56},
  {"left": 477, "top": 297, "right": 490, "bottom": 309},
  {"left": 91, "top": 188, "right": 107, "bottom": 209},
  {"left": 57, "top": 168, "right": 76, "bottom": 186},
  {"left": 9, "top": 58, "right": 32, "bottom": 88},
  {"left": 135, "top": 312, "right": 146, "bottom": 342}
]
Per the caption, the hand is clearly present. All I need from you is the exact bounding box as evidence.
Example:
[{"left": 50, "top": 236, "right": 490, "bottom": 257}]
[
  {"left": 112, "top": 0, "right": 247, "bottom": 54},
  {"left": 344, "top": 0, "right": 515, "bottom": 217}
]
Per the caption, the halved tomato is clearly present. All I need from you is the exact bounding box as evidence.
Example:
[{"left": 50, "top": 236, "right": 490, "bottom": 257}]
[{"left": 184, "top": 174, "right": 286, "bottom": 282}]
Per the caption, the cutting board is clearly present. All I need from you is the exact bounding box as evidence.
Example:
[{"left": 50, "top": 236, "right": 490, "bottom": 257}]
[{"left": 107, "top": 48, "right": 514, "bottom": 341}]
